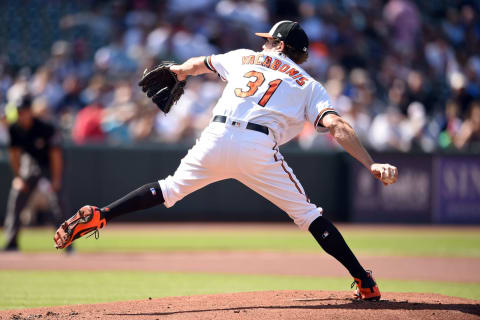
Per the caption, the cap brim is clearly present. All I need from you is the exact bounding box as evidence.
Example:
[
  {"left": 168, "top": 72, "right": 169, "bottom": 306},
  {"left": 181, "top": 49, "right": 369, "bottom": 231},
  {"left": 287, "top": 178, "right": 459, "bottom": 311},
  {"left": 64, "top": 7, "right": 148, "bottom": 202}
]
[{"left": 255, "top": 32, "right": 273, "bottom": 38}]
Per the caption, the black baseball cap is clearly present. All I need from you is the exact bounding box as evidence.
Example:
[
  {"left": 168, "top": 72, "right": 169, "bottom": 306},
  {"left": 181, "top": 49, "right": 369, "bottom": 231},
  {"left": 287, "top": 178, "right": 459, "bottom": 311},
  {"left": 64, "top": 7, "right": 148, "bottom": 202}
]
[{"left": 255, "top": 21, "right": 309, "bottom": 53}]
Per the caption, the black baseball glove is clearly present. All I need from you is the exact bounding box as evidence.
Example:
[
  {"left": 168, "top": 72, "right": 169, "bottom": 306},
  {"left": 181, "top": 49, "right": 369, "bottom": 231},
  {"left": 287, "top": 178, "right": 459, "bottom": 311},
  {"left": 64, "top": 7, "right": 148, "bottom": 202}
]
[{"left": 138, "top": 62, "right": 186, "bottom": 114}]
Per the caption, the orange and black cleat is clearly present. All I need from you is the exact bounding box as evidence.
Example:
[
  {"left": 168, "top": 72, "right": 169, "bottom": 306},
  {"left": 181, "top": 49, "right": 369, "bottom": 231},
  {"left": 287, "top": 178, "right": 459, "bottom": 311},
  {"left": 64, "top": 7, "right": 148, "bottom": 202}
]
[
  {"left": 54, "top": 205, "right": 106, "bottom": 249},
  {"left": 351, "top": 270, "right": 381, "bottom": 301}
]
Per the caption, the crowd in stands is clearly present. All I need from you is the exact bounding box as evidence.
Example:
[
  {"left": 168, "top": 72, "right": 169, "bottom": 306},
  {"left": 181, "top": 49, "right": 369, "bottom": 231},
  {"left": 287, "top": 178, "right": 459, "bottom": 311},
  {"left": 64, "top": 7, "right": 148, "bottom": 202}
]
[{"left": 0, "top": 0, "right": 479, "bottom": 152}]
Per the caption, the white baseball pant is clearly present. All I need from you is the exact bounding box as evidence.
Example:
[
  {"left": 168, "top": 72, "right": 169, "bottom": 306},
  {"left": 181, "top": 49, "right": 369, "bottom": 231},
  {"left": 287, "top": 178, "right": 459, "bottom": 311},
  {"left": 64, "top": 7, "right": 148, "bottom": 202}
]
[{"left": 159, "top": 119, "right": 322, "bottom": 230}]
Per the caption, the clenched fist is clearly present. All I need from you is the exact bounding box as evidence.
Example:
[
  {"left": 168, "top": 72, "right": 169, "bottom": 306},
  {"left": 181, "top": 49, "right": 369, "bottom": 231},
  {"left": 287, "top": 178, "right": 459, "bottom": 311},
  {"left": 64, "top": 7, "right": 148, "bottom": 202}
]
[{"left": 370, "top": 163, "right": 398, "bottom": 186}]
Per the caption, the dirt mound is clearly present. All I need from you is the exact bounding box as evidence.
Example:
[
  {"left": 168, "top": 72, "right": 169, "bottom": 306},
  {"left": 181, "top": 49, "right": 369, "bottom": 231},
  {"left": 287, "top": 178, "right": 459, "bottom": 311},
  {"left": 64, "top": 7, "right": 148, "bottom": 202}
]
[{"left": 2, "top": 291, "right": 479, "bottom": 320}]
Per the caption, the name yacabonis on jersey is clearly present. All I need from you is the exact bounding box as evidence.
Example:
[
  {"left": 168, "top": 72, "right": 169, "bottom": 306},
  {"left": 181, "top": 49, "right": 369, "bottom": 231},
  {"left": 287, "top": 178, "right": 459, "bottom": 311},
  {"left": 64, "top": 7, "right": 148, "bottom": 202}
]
[{"left": 241, "top": 54, "right": 308, "bottom": 86}]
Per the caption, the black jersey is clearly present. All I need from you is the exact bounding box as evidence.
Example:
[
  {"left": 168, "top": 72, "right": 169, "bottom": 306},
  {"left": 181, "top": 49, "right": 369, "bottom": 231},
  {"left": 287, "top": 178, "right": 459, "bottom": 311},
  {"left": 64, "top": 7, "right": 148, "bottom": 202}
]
[{"left": 8, "top": 118, "right": 61, "bottom": 172}]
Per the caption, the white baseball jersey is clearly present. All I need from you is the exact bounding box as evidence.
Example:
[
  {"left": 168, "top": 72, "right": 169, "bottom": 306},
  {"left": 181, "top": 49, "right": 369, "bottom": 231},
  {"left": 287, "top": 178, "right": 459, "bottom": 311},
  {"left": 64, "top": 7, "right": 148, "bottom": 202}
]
[
  {"left": 205, "top": 49, "right": 336, "bottom": 145},
  {"left": 159, "top": 49, "right": 338, "bottom": 231}
]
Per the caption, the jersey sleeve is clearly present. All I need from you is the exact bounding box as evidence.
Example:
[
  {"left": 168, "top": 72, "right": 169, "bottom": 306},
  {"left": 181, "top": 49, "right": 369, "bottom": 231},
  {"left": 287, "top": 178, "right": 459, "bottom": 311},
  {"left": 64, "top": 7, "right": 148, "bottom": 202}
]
[
  {"left": 305, "top": 81, "right": 338, "bottom": 133},
  {"left": 205, "top": 49, "right": 251, "bottom": 82}
]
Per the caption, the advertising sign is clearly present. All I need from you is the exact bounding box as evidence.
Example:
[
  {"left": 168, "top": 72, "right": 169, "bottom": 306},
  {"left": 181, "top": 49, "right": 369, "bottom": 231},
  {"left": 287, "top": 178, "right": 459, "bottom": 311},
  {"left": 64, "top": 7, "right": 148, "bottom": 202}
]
[
  {"left": 433, "top": 156, "right": 480, "bottom": 223},
  {"left": 350, "top": 154, "right": 432, "bottom": 222}
]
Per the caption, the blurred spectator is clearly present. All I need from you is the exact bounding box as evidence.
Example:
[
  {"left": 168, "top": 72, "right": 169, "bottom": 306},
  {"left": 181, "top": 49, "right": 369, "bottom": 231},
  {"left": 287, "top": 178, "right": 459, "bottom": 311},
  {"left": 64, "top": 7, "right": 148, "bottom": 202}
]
[
  {"left": 102, "top": 82, "right": 137, "bottom": 143},
  {"left": 55, "top": 75, "right": 86, "bottom": 113},
  {"left": 30, "top": 66, "right": 63, "bottom": 110},
  {"left": 369, "top": 107, "right": 407, "bottom": 152},
  {"left": 454, "top": 101, "right": 480, "bottom": 150},
  {"left": 442, "top": 7, "right": 465, "bottom": 46},
  {"left": 94, "top": 34, "right": 138, "bottom": 77},
  {"left": 80, "top": 74, "right": 112, "bottom": 106},
  {"left": 399, "top": 102, "right": 435, "bottom": 152},
  {"left": 405, "top": 71, "right": 436, "bottom": 114},
  {"left": 438, "top": 100, "right": 462, "bottom": 149},
  {"left": 383, "top": 0, "right": 421, "bottom": 56},
  {"left": 424, "top": 37, "right": 459, "bottom": 78},
  {"left": 31, "top": 97, "right": 52, "bottom": 122},
  {"left": 123, "top": 0, "right": 156, "bottom": 55},
  {"left": 449, "top": 71, "right": 476, "bottom": 116},
  {"left": 72, "top": 103, "right": 105, "bottom": 144},
  {"left": 146, "top": 23, "right": 172, "bottom": 58},
  {"left": 129, "top": 101, "right": 158, "bottom": 141},
  {"left": 154, "top": 80, "right": 199, "bottom": 143}
]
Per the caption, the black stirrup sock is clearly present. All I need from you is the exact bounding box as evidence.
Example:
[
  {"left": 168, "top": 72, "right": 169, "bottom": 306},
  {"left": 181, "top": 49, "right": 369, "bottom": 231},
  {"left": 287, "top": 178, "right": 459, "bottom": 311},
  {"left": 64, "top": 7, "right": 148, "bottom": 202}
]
[
  {"left": 102, "top": 182, "right": 164, "bottom": 222},
  {"left": 309, "top": 216, "right": 368, "bottom": 279}
]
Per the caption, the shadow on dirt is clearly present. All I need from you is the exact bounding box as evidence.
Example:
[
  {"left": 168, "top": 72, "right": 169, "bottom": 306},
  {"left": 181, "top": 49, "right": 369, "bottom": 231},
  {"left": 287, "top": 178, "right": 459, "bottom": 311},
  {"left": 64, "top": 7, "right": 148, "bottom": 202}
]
[{"left": 107, "top": 298, "right": 480, "bottom": 317}]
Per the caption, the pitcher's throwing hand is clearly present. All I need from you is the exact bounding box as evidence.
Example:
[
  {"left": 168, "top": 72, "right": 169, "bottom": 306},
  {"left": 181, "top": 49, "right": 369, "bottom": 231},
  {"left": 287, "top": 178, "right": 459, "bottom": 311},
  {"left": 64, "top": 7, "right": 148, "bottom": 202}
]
[{"left": 370, "top": 163, "right": 398, "bottom": 186}]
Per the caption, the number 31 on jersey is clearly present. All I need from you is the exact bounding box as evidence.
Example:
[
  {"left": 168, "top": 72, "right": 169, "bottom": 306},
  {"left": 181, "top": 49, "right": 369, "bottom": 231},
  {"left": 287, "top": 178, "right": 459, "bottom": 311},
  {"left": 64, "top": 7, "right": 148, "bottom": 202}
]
[{"left": 234, "top": 71, "right": 282, "bottom": 107}]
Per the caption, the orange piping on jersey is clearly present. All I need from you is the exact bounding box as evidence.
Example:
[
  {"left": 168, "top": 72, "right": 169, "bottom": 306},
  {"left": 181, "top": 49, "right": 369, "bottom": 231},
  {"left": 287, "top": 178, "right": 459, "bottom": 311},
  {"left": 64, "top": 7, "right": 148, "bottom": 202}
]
[
  {"left": 255, "top": 54, "right": 264, "bottom": 65},
  {"left": 273, "top": 147, "right": 305, "bottom": 197},
  {"left": 314, "top": 107, "right": 336, "bottom": 127},
  {"left": 242, "top": 55, "right": 255, "bottom": 65},
  {"left": 262, "top": 56, "right": 272, "bottom": 68},
  {"left": 207, "top": 56, "right": 217, "bottom": 72},
  {"left": 278, "top": 64, "right": 290, "bottom": 72},
  {"left": 270, "top": 59, "right": 282, "bottom": 70}
]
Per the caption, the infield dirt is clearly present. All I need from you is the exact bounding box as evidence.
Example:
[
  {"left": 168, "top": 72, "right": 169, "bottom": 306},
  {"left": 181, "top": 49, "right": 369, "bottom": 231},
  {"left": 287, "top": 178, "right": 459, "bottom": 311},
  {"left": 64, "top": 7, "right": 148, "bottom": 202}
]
[{"left": 1, "top": 290, "right": 479, "bottom": 320}]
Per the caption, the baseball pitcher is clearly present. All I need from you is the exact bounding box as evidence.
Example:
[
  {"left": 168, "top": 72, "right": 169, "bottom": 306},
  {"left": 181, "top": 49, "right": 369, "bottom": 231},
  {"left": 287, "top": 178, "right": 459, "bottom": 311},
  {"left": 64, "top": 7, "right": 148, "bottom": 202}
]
[{"left": 54, "top": 21, "right": 398, "bottom": 301}]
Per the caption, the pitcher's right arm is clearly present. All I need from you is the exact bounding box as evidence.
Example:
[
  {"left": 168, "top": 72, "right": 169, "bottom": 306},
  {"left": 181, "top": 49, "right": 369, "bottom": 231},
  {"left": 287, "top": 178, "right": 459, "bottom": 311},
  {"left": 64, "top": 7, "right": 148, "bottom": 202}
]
[{"left": 321, "top": 113, "right": 398, "bottom": 186}]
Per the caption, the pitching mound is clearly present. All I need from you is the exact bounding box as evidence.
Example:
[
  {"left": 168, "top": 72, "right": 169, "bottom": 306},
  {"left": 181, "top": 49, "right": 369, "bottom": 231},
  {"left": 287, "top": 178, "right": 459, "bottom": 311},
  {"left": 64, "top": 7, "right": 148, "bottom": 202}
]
[{"left": 2, "top": 291, "right": 479, "bottom": 320}]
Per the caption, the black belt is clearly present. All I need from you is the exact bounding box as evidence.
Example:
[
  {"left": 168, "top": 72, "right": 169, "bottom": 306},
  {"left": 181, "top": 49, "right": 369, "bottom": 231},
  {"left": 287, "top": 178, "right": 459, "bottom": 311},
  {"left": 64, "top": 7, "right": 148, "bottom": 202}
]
[{"left": 212, "top": 115, "right": 269, "bottom": 135}]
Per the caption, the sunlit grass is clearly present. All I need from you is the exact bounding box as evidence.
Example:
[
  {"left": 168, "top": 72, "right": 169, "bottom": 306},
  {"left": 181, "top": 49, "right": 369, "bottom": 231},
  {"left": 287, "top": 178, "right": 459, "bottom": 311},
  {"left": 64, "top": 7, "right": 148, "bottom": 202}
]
[{"left": 1, "top": 226, "right": 479, "bottom": 257}]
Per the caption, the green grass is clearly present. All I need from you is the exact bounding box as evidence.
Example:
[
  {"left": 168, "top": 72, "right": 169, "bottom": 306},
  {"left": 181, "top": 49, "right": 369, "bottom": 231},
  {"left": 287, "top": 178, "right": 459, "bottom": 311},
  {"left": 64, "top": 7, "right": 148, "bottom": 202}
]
[
  {"left": 1, "top": 270, "right": 479, "bottom": 310},
  {"left": 2, "top": 227, "right": 480, "bottom": 257}
]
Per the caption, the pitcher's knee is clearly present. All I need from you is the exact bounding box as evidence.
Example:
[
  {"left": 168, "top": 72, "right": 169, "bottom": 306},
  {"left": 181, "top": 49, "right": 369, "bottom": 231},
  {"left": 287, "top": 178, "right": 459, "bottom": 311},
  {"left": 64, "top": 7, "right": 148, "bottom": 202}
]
[
  {"left": 159, "top": 176, "right": 188, "bottom": 208},
  {"left": 159, "top": 177, "right": 175, "bottom": 208},
  {"left": 291, "top": 207, "right": 323, "bottom": 231}
]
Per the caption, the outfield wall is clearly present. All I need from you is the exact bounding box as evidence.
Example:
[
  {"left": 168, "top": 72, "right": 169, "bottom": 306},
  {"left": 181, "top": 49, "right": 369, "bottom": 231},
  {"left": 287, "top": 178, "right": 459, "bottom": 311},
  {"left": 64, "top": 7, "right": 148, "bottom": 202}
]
[
  {"left": 0, "top": 145, "right": 479, "bottom": 224},
  {"left": 0, "top": 144, "right": 348, "bottom": 224}
]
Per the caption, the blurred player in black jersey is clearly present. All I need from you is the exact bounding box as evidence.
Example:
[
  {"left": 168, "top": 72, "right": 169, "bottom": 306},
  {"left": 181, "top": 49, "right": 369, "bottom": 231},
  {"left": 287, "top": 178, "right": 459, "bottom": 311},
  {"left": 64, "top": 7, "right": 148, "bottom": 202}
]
[{"left": 3, "top": 94, "right": 70, "bottom": 252}]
